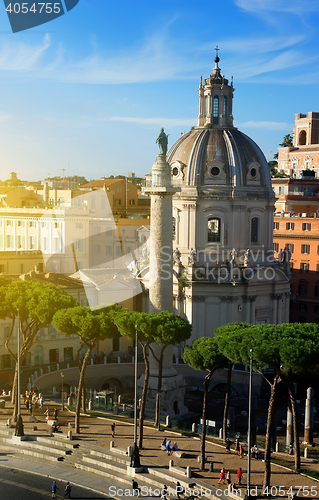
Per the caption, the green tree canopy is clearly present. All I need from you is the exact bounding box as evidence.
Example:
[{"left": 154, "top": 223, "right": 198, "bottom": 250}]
[
  {"left": 0, "top": 279, "right": 76, "bottom": 419},
  {"left": 215, "top": 322, "right": 319, "bottom": 488},
  {"left": 279, "top": 133, "right": 293, "bottom": 147}
]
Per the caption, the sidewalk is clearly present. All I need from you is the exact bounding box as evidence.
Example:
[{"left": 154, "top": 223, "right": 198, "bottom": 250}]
[{"left": 0, "top": 400, "right": 319, "bottom": 498}]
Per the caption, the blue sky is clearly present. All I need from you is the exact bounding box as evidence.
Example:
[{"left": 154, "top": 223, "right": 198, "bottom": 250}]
[{"left": 0, "top": 0, "right": 318, "bottom": 181}]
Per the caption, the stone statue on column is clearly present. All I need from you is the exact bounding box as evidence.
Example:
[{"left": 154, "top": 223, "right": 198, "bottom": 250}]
[
  {"left": 243, "top": 248, "right": 251, "bottom": 267},
  {"left": 173, "top": 247, "right": 182, "bottom": 265},
  {"left": 188, "top": 248, "right": 197, "bottom": 266},
  {"left": 156, "top": 128, "right": 169, "bottom": 155},
  {"left": 230, "top": 248, "right": 237, "bottom": 266}
]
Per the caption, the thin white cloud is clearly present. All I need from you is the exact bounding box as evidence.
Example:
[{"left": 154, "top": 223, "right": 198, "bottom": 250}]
[
  {"left": 0, "top": 34, "right": 51, "bottom": 71},
  {"left": 101, "top": 116, "right": 195, "bottom": 127},
  {"left": 201, "top": 35, "right": 305, "bottom": 56},
  {"left": 235, "top": 0, "right": 319, "bottom": 15},
  {"left": 229, "top": 50, "right": 318, "bottom": 80},
  {"left": 237, "top": 121, "right": 291, "bottom": 131}
]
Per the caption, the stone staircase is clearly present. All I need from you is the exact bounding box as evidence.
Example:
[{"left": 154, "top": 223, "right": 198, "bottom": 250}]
[{"left": 0, "top": 423, "right": 228, "bottom": 500}]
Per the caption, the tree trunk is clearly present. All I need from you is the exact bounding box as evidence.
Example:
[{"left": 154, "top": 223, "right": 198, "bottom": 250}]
[
  {"left": 222, "top": 362, "right": 233, "bottom": 441},
  {"left": 262, "top": 375, "right": 281, "bottom": 490},
  {"left": 138, "top": 342, "right": 150, "bottom": 449},
  {"left": 201, "top": 370, "right": 213, "bottom": 469},
  {"left": 289, "top": 381, "right": 300, "bottom": 470},
  {"left": 75, "top": 341, "right": 95, "bottom": 434}
]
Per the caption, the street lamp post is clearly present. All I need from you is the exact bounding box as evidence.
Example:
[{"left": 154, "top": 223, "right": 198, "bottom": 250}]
[
  {"left": 15, "top": 309, "right": 24, "bottom": 437},
  {"left": 157, "top": 391, "right": 161, "bottom": 432},
  {"left": 246, "top": 349, "right": 253, "bottom": 500},
  {"left": 61, "top": 372, "right": 64, "bottom": 411},
  {"left": 130, "top": 324, "right": 140, "bottom": 468}
]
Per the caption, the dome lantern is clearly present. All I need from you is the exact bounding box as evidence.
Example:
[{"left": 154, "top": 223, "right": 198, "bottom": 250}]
[{"left": 198, "top": 49, "right": 234, "bottom": 128}]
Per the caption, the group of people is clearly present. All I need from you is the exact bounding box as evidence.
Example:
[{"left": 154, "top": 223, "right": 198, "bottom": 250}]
[
  {"left": 51, "top": 480, "right": 71, "bottom": 498},
  {"left": 218, "top": 466, "right": 243, "bottom": 490},
  {"left": 162, "top": 437, "right": 178, "bottom": 455},
  {"left": 24, "top": 390, "right": 44, "bottom": 414}
]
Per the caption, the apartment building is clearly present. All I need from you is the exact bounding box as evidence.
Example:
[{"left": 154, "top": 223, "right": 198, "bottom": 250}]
[{"left": 273, "top": 212, "right": 319, "bottom": 323}]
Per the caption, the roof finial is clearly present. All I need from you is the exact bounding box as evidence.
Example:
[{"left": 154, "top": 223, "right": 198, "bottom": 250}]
[
  {"left": 214, "top": 45, "right": 220, "bottom": 68},
  {"left": 200, "top": 75, "right": 202, "bottom": 88}
]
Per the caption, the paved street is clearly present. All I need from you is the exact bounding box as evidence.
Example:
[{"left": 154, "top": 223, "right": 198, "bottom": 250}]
[{"left": 0, "top": 464, "right": 108, "bottom": 499}]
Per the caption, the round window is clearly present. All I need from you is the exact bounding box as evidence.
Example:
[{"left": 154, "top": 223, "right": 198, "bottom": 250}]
[
  {"left": 211, "top": 167, "right": 220, "bottom": 176},
  {"left": 117, "top": 188, "right": 122, "bottom": 192},
  {"left": 172, "top": 167, "right": 179, "bottom": 176},
  {"left": 250, "top": 168, "right": 257, "bottom": 178}
]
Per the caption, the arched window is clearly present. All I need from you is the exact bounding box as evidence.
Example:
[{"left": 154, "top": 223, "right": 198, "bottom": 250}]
[
  {"left": 205, "top": 96, "right": 209, "bottom": 117},
  {"left": 223, "top": 96, "right": 227, "bottom": 116},
  {"left": 213, "top": 96, "right": 219, "bottom": 124},
  {"left": 299, "top": 130, "right": 307, "bottom": 145},
  {"left": 250, "top": 217, "right": 259, "bottom": 243},
  {"left": 207, "top": 217, "right": 221, "bottom": 242}
]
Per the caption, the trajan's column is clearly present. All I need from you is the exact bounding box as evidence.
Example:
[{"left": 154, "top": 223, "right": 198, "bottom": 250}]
[{"left": 143, "top": 129, "right": 188, "bottom": 417}]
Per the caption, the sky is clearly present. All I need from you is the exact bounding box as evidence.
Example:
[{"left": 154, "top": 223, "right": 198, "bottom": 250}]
[{"left": 0, "top": 0, "right": 318, "bottom": 181}]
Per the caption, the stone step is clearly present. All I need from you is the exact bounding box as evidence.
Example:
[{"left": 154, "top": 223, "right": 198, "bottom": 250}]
[{"left": 1, "top": 441, "right": 64, "bottom": 462}]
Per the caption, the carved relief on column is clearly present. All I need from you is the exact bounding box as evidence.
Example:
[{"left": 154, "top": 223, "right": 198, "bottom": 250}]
[
  {"left": 220, "top": 296, "right": 238, "bottom": 302},
  {"left": 185, "top": 294, "right": 206, "bottom": 302},
  {"left": 242, "top": 295, "right": 256, "bottom": 302}
]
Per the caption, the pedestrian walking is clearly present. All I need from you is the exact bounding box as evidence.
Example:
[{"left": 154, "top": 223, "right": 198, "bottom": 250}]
[
  {"left": 176, "top": 481, "right": 182, "bottom": 499},
  {"left": 254, "top": 444, "right": 259, "bottom": 460},
  {"left": 225, "top": 438, "right": 231, "bottom": 453},
  {"left": 250, "top": 446, "right": 255, "bottom": 459},
  {"left": 226, "top": 471, "right": 231, "bottom": 485},
  {"left": 45, "top": 407, "right": 50, "bottom": 420},
  {"left": 237, "top": 467, "right": 243, "bottom": 485},
  {"left": 132, "top": 479, "right": 139, "bottom": 496},
  {"left": 161, "top": 485, "right": 168, "bottom": 500},
  {"left": 239, "top": 444, "right": 243, "bottom": 459},
  {"left": 64, "top": 481, "right": 72, "bottom": 498},
  {"left": 111, "top": 422, "right": 115, "bottom": 438},
  {"left": 51, "top": 480, "right": 59, "bottom": 498},
  {"left": 28, "top": 402, "right": 33, "bottom": 415},
  {"left": 235, "top": 439, "right": 240, "bottom": 455},
  {"left": 53, "top": 407, "right": 59, "bottom": 420},
  {"left": 166, "top": 439, "right": 171, "bottom": 455},
  {"left": 289, "top": 442, "right": 294, "bottom": 455},
  {"left": 218, "top": 467, "right": 226, "bottom": 484}
]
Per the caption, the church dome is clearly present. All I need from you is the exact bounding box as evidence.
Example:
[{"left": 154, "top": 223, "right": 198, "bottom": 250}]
[
  {"left": 167, "top": 55, "right": 272, "bottom": 194},
  {"left": 167, "top": 127, "right": 272, "bottom": 190}
]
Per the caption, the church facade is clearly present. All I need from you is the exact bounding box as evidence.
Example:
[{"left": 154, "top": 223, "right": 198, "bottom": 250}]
[{"left": 166, "top": 55, "right": 291, "bottom": 342}]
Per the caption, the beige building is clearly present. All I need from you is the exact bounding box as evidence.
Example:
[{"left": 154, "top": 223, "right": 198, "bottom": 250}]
[{"left": 278, "top": 112, "right": 319, "bottom": 177}]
